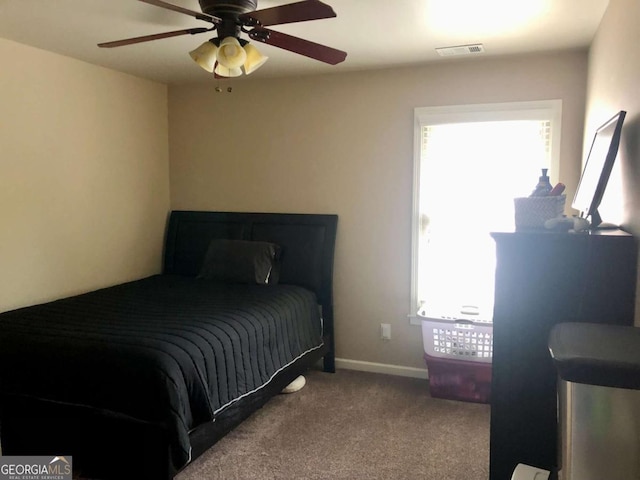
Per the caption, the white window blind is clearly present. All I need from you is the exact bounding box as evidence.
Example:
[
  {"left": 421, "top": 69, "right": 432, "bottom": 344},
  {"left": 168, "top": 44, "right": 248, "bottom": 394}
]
[{"left": 411, "top": 101, "right": 562, "bottom": 323}]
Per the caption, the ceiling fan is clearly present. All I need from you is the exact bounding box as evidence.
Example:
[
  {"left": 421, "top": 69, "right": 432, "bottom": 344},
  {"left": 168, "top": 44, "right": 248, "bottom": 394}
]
[{"left": 99, "top": 0, "right": 347, "bottom": 77}]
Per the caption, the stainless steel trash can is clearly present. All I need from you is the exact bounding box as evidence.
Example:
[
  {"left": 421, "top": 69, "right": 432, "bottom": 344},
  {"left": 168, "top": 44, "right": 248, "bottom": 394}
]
[{"left": 549, "top": 322, "right": 640, "bottom": 480}]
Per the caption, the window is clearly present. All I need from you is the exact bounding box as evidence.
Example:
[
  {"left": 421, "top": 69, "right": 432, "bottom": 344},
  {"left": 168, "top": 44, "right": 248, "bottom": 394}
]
[{"left": 410, "top": 100, "right": 562, "bottom": 324}]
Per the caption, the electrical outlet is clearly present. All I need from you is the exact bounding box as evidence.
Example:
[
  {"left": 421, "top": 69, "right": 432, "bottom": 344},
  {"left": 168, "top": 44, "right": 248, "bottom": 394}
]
[{"left": 381, "top": 323, "right": 391, "bottom": 341}]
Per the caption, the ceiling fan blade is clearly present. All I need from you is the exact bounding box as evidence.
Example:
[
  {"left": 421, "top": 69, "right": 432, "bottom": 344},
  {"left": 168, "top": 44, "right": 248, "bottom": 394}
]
[
  {"left": 98, "top": 27, "right": 211, "bottom": 48},
  {"left": 250, "top": 28, "right": 346, "bottom": 65},
  {"left": 138, "top": 0, "right": 220, "bottom": 24},
  {"left": 240, "top": 0, "right": 336, "bottom": 27}
]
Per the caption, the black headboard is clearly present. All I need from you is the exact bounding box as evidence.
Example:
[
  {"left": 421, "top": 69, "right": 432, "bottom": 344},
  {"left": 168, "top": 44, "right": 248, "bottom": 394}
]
[{"left": 163, "top": 211, "right": 338, "bottom": 308}]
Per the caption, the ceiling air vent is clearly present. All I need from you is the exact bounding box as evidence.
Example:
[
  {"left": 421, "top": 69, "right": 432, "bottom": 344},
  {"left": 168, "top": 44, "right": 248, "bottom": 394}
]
[{"left": 436, "top": 43, "right": 485, "bottom": 57}]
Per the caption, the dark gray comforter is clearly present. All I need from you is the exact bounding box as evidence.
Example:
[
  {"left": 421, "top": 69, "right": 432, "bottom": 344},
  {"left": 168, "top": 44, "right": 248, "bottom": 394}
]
[{"left": 0, "top": 275, "right": 323, "bottom": 468}]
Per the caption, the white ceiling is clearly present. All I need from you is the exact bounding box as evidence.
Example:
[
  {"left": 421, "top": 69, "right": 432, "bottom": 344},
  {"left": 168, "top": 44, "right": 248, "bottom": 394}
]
[{"left": 0, "top": 0, "right": 609, "bottom": 85}]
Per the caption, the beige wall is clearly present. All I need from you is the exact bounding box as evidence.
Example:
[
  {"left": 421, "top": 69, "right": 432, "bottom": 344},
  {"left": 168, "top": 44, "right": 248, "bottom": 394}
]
[
  {"left": 586, "top": 0, "right": 640, "bottom": 322},
  {"left": 0, "top": 39, "right": 171, "bottom": 313},
  {"left": 586, "top": 0, "right": 640, "bottom": 233},
  {"left": 169, "top": 50, "right": 588, "bottom": 370}
]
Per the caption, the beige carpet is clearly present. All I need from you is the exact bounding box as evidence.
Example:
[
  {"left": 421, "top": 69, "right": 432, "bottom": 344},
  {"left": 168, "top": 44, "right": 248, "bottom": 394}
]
[{"left": 176, "top": 368, "right": 490, "bottom": 480}]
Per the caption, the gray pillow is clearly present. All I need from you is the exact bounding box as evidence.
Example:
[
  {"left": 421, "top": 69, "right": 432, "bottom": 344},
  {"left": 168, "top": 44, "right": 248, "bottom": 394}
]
[{"left": 198, "top": 239, "right": 281, "bottom": 285}]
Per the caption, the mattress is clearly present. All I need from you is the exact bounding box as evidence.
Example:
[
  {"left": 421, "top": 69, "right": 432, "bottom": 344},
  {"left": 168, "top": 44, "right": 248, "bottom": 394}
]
[{"left": 0, "top": 275, "right": 323, "bottom": 468}]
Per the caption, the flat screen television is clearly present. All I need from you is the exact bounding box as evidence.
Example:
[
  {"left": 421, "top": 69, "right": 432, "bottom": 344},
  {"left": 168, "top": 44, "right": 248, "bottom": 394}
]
[{"left": 572, "top": 110, "right": 626, "bottom": 228}]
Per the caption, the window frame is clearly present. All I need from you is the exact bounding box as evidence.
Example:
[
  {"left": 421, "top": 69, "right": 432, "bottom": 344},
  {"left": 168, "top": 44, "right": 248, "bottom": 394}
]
[{"left": 409, "top": 100, "right": 563, "bottom": 325}]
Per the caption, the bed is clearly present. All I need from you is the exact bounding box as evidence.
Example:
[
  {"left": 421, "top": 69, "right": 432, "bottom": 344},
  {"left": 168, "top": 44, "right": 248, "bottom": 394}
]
[{"left": 0, "top": 211, "right": 338, "bottom": 479}]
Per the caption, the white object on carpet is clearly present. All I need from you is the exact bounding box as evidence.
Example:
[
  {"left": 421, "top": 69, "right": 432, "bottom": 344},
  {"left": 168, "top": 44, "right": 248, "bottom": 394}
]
[
  {"left": 281, "top": 375, "right": 306, "bottom": 394},
  {"left": 511, "top": 463, "right": 550, "bottom": 480}
]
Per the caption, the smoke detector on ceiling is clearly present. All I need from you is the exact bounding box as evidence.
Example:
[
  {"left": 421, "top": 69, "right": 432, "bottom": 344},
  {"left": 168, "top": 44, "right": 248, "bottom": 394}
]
[{"left": 436, "top": 44, "right": 485, "bottom": 57}]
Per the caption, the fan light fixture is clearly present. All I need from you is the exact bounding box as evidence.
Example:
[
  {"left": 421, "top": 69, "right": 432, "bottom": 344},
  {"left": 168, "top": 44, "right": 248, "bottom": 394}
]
[
  {"left": 189, "top": 41, "right": 218, "bottom": 72},
  {"left": 189, "top": 36, "right": 269, "bottom": 77},
  {"left": 243, "top": 43, "right": 269, "bottom": 74}
]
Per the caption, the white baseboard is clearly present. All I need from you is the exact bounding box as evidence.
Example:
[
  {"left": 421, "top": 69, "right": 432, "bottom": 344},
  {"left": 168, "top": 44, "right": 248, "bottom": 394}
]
[{"left": 335, "top": 358, "right": 428, "bottom": 379}]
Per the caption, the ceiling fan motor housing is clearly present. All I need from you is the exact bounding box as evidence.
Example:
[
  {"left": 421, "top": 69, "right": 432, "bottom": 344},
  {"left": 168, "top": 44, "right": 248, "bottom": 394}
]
[{"left": 198, "top": 0, "right": 258, "bottom": 16}]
